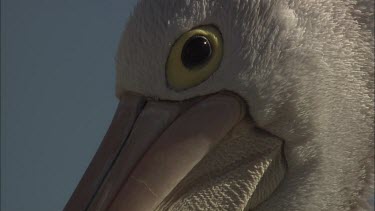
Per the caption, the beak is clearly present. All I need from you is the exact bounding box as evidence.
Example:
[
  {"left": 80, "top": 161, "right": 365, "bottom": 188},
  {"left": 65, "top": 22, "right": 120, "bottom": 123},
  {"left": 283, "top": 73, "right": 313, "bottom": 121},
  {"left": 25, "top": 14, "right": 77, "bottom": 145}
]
[{"left": 64, "top": 92, "right": 246, "bottom": 211}]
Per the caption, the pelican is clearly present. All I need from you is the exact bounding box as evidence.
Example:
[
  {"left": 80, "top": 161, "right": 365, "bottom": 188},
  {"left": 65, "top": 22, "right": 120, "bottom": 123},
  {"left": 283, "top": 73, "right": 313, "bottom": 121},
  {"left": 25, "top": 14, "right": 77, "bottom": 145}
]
[{"left": 64, "top": 0, "right": 374, "bottom": 210}]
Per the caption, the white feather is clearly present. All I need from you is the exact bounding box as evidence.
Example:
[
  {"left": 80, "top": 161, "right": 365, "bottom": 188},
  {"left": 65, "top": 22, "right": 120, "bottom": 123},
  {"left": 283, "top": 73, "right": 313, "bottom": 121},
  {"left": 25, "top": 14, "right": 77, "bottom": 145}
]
[{"left": 116, "top": 0, "right": 374, "bottom": 210}]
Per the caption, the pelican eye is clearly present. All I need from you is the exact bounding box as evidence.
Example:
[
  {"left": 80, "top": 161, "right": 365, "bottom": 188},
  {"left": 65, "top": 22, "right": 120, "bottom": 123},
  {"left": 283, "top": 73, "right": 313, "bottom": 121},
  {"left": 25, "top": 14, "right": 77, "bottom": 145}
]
[
  {"left": 166, "top": 25, "right": 223, "bottom": 91},
  {"left": 181, "top": 35, "right": 212, "bottom": 68}
]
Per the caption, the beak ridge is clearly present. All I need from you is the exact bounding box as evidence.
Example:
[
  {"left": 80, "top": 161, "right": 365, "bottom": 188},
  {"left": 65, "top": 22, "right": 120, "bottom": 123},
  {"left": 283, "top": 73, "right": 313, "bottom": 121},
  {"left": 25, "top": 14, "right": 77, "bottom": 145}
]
[
  {"left": 64, "top": 93, "right": 146, "bottom": 211},
  {"left": 65, "top": 92, "right": 245, "bottom": 211}
]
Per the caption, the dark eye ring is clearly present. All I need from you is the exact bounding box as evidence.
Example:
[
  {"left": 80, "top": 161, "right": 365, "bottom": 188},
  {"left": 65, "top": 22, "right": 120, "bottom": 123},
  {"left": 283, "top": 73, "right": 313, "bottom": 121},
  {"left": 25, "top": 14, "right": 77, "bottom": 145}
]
[
  {"left": 165, "top": 25, "right": 223, "bottom": 91},
  {"left": 181, "top": 35, "right": 212, "bottom": 69}
]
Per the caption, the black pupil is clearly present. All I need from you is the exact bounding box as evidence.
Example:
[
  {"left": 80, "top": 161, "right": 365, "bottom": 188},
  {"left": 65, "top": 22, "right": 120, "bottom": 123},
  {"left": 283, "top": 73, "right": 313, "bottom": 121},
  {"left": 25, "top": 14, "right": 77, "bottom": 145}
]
[{"left": 181, "top": 36, "right": 212, "bottom": 69}]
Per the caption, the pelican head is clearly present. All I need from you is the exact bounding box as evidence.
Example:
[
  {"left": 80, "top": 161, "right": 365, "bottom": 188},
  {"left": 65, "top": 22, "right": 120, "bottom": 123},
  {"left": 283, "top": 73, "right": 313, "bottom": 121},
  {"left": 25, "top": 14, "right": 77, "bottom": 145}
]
[{"left": 65, "top": 0, "right": 374, "bottom": 210}]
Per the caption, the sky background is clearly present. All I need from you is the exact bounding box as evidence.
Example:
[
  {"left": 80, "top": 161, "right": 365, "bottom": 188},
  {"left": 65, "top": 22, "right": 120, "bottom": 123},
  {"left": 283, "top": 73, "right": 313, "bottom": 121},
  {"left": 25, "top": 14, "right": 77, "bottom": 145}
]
[{"left": 1, "top": 1, "right": 137, "bottom": 210}]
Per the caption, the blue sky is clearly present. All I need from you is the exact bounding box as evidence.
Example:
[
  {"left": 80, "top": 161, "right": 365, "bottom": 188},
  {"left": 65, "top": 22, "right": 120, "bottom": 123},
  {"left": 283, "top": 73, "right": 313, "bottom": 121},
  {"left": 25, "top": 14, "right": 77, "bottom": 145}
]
[{"left": 1, "top": 1, "right": 136, "bottom": 210}]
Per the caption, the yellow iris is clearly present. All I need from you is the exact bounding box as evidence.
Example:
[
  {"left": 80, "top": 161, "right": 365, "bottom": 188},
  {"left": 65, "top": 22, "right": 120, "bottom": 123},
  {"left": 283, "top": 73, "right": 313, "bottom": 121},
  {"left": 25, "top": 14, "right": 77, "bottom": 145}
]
[{"left": 166, "top": 25, "right": 223, "bottom": 91}]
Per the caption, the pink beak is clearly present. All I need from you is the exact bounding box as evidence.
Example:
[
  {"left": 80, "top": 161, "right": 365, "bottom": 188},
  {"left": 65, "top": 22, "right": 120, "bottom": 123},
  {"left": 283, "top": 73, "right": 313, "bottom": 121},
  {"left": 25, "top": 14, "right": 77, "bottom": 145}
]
[{"left": 64, "top": 92, "right": 245, "bottom": 211}]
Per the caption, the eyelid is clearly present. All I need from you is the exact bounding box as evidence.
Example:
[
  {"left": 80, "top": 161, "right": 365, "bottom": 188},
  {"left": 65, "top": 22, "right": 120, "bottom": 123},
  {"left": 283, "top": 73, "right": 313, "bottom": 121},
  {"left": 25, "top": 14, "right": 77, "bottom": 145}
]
[{"left": 166, "top": 25, "right": 223, "bottom": 91}]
